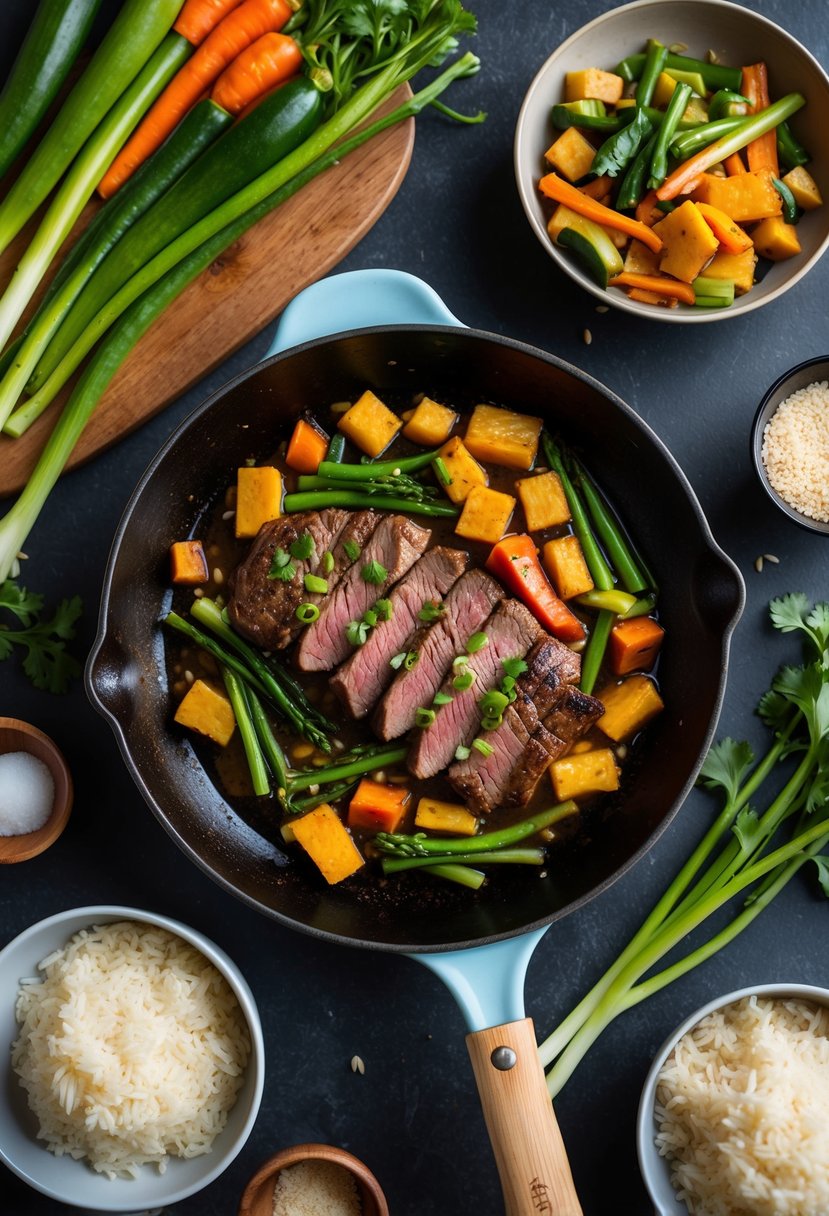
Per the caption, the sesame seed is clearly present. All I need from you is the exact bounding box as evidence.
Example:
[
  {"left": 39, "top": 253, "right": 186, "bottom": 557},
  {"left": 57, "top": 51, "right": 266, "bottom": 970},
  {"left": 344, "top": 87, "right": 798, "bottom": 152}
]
[
  {"left": 213, "top": 568, "right": 224, "bottom": 585},
  {"left": 706, "top": 48, "right": 721, "bottom": 63},
  {"left": 351, "top": 1055, "right": 365, "bottom": 1075},
  {"left": 222, "top": 509, "right": 235, "bottom": 521},
  {"left": 755, "top": 556, "right": 764, "bottom": 573},
  {"left": 669, "top": 41, "right": 688, "bottom": 52},
  {"left": 583, "top": 328, "right": 593, "bottom": 345},
  {"left": 595, "top": 305, "right": 609, "bottom": 314},
  {"left": 16, "top": 550, "right": 29, "bottom": 560},
  {"left": 184, "top": 669, "right": 194, "bottom": 684},
  {"left": 193, "top": 587, "right": 204, "bottom": 597},
  {"left": 308, "top": 784, "right": 320, "bottom": 796},
  {"left": 763, "top": 553, "right": 780, "bottom": 564},
  {"left": 333, "top": 738, "right": 346, "bottom": 751},
  {"left": 761, "top": 381, "right": 829, "bottom": 522}
]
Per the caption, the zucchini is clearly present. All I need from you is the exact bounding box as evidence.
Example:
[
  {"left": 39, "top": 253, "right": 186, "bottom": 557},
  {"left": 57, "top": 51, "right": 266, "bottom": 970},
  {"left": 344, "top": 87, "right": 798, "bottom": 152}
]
[
  {"left": 33, "top": 79, "right": 325, "bottom": 390},
  {"left": 557, "top": 223, "right": 624, "bottom": 290},
  {"left": 0, "top": 0, "right": 102, "bottom": 182}
]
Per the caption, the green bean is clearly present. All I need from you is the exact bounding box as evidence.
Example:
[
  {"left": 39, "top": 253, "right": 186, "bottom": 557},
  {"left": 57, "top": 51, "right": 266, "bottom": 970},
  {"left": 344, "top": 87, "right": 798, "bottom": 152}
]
[
  {"left": 777, "top": 119, "right": 810, "bottom": 169},
  {"left": 326, "top": 432, "right": 346, "bottom": 463},
  {"left": 635, "top": 41, "right": 668, "bottom": 108},
  {"left": 289, "top": 744, "right": 407, "bottom": 792},
  {"left": 222, "top": 667, "right": 270, "bottom": 796},
  {"left": 317, "top": 450, "right": 440, "bottom": 481},
  {"left": 580, "top": 610, "right": 615, "bottom": 695},
  {"left": 382, "top": 849, "right": 546, "bottom": 874},
  {"left": 542, "top": 435, "right": 613, "bottom": 591},
  {"left": 616, "top": 51, "right": 742, "bottom": 93},
  {"left": 649, "top": 82, "right": 692, "bottom": 187},
  {"left": 283, "top": 490, "right": 457, "bottom": 517},
  {"left": 620, "top": 593, "right": 658, "bottom": 620},
  {"left": 577, "top": 590, "right": 638, "bottom": 615},
  {"left": 424, "top": 864, "right": 485, "bottom": 889},
  {"left": 576, "top": 471, "right": 650, "bottom": 594},
  {"left": 707, "top": 90, "right": 750, "bottom": 121},
  {"left": 289, "top": 778, "right": 359, "bottom": 814},
  {"left": 616, "top": 134, "right": 657, "bottom": 211},
  {"left": 670, "top": 114, "right": 744, "bottom": 159}
]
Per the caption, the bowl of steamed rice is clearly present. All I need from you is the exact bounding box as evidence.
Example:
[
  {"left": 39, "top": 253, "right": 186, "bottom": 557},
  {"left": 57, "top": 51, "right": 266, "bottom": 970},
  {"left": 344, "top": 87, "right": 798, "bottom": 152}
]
[
  {"left": 0, "top": 905, "right": 264, "bottom": 1211},
  {"left": 637, "top": 983, "right": 829, "bottom": 1216}
]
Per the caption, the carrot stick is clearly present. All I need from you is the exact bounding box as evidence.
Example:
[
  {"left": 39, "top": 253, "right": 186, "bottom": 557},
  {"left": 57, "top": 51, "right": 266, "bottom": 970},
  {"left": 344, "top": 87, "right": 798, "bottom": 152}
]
[
  {"left": 211, "top": 32, "right": 301, "bottom": 113},
  {"left": 539, "top": 173, "right": 663, "bottom": 254},
  {"left": 741, "top": 63, "right": 779, "bottom": 176},
  {"left": 608, "top": 273, "right": 695, "bottom": 305},
  {"left": 579, "top": 176, "right": 613, "bottom": 202},
  {"left": 635, "top": 189, "right": 661, "bottom": 227},
  {"left": 724, "top": 151, "right": 746, "bottom": 175},
  {"left": 174, "top": 0, "right": 246, "bottom": 45},
  {"left": 98, "top": 0, "right": 293, "bottom": 198}
]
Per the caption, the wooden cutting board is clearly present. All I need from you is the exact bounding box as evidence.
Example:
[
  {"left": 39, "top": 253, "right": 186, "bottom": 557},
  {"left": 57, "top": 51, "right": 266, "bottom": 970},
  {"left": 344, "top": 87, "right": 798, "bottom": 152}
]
[{"left": 0, "top": 87, "right": 414, "bottom": 498}]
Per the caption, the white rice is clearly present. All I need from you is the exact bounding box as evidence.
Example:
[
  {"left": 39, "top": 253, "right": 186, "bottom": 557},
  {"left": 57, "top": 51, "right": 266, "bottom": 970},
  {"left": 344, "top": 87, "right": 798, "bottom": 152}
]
[
  {"left": 761, "top": 380, "right": 829, "bottom": 522},
  {"left": 654, "top": 994, "right": 829, "bottom": 1216},
  {"left": 12, "top": 921, "right": 250, "bottom": 1179}
]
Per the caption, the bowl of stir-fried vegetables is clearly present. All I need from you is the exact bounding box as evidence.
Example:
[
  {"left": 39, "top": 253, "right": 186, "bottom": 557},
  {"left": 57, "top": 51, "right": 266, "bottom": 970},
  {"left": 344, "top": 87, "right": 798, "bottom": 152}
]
[{"left": 514, "top": 0, "right": 829, "bottom": 320}]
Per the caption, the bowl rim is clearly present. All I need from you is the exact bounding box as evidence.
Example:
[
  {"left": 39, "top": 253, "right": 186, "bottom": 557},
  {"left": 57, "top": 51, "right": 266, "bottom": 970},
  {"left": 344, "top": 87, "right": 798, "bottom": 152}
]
[
  {"left": 238, "top": 1142, "right": 390, "bottom": 1216},
  {"left": 750, "top": 354, "right": 829, "bottom": 534},
  {"left": 513, "top": 0, "right": 829, "bottom": 324},
  {"left": 0, "top": 903, "right": 265, "bottom": 1212},
  {"left": 0, "top": 717, "right": 74, "bottom": 863},
  {"left": 636, "top": 981, "right": 829, "bottom": 1214}
]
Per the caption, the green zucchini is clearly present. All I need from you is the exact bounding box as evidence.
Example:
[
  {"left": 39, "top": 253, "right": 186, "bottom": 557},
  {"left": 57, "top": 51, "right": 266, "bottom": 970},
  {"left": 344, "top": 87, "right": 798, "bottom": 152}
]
[
  {"left": 0, "top": 0, "right": 186, "bottom": 256},
  {"left": 33, "top": 79, "right": 325, "bottom": 390},
  {"left": 0, "top": 0, "right": 102, "bottom": 182},
  {"left": 557, "top": 223, "right": 623, "bottom": 290}
]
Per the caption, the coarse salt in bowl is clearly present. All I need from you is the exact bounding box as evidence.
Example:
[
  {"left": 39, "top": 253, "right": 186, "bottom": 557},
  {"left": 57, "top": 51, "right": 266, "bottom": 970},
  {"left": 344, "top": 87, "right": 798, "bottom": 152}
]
[{"left": 0, "top": 752, "right": 54, "bottom": 836}]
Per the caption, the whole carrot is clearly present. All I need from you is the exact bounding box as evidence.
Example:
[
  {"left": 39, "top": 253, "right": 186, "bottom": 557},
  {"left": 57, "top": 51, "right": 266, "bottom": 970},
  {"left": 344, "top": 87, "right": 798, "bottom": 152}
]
[
  {"left": 741, "top": 63, "right": 779, "bottom": 176},
  {"left": 175, "top": 0, "right": 246, "bottom": 44},
  {"left": 211, "top": 32, "right": 301, "bottom": 113}
]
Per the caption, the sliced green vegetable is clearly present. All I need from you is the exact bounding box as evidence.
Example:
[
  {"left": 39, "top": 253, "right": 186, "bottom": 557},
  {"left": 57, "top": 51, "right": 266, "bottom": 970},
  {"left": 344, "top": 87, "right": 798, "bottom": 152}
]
[
  {"left": 466, "top": 631, "right": 488, "bottom": 654},
  {"left": 591, "top": 108, "right": 653, "bottom": 178},
  {"left": 707, "top": 89, "right": 750, "bottom": 121},
  {"left": 296, "top": 603, "right": 321, "bottom": 623},
  {"left": 693, "top": 277, "right": 735, "bottom": 308},
  {"left": 616, "top": 133, "right": 657, "bottom": 211},
  {"left": 772, "top": 177, "right": 799, "bottom": 224},
  {"left": 304, "top": 574, "right": 329, "bottom": 594},
  {"left": 558, "top": 225, "right": 624, "bottom": 290},
  {"left": 580, "top": 609, "right": 615, "bottom": 695},
  {"left": 616, "top": 50, "right": 741, "bottom": 92},
  {"left": 664, "top": 68, "right": 706, "bottom": 97},
  {"left": 649, "top": 82, "right": 692, "bottom": 188},
  {"left": 577, "top": 589, "right": 638, "bottom": 615},
  {"left": 222, "top": 666, "right": 270, "bottom": 797},
  {"left": 669, "top": 114, "right": 745, "bottom": 160},
  {"left": 635, "top": 40, "right": 668, "bottom": 108},
  {"left": 777, "top": 119, "right": 810, "bottom": 169}
]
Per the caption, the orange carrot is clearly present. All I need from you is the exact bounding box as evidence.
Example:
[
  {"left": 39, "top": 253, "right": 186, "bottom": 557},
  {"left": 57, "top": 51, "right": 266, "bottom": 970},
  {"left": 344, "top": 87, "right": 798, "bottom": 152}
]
[
  {"left": 169, "top": 540, "right": 209, "bottom": 585},
  {"left": 724, "top": 151, "right": 746, "bottom": 175},
  {"left": 347, "top": 780, "right": 410, "bottom": 834},
  {"left": 626, "top": 288, "right": 678, "bottom": 308},
  {"left": 539, "top": 173, "right": 663, "bottom": 254},
  {"left": 609, "top": 617, "right": 665, "bottom": 676},
  {"left": 285, "top": 418, "right": 329, "bottom": 475},
  {"left": 486, "top": 534, "right": 585, "bottom": 643},
  {"left": 695, "top": 202, "right": 753, "bottom": 254},
  {"left": 175, "top": 0, "right": 246, "bottom": 44},
  {"left": 98, "top": 0, "right": 293, "bottom": 198},
  {"left": 741, "top": 63, "right": 779, "bottom": 176},
  {"left": 635, "top": 189, "right": 662, "bottom": 227},
  {"left": 211, "top": 32, "right": 301, "bottom": 113},
  {"left": 579, "top": 176, "right": 613, "bottom": 202},
  {"left": 608, "top": 273, "right": 696, "bottom": 305}
]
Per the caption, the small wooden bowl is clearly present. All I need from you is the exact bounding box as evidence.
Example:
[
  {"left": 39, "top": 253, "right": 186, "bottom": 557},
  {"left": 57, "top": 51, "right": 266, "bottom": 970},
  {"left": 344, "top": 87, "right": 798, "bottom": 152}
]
[
  {"left": 0, "top": 718, "right": 73, "bottom": 863},
  {"left": 238, "top": 1143, "right": 389, "bottom": 1216}
]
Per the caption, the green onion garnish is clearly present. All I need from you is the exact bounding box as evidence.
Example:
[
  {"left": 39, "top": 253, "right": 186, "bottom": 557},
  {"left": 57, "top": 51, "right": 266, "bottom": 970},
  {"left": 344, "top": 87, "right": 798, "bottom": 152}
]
[
  {"left": 304, "top": 574, "right": 328, "bottom": 595},
  {"left": 454, "top": 744, "right": 471, "bottom": 761},
  {"left": 363, "top": 608, "right": 378, "bottom": 628},
  {"left": 433, "top": 691, "right": 453, "bottom": 706},
  {"left": 453, "top": 670, "right": 475, "bottom": 691},
  {"left": 267, "top": 548, "right": 296, "bottom": 582},
  {"left": 362, "top": 559, "right": 388, "bottom": 585},
  {"left": 502, "top": 657, "right": 528, "bottom": 680},
  {"left": 415, "top": 707, "right": 436, "bottom": 729},
  {"left": 433, "top": 456, "right": 452, "bottom": 486},
  {"left": 466, "top": 631, "right": 488, "bottom": 654},
  {"left": 346, "top": 619, "right": 370, "bottom": 646},
  {"left": 296, "top": 603, "right": 320, "bottom": 624},
  {"left": 404, "top": 650, "right": 419, "bottom": 671},
  {"left": 375, "top": 598, "right": 393, "bottom": 621},
  {"left": 290, "top": 532, "right": 315, "bottom": 560},
  {"left": 418, "top": 600, "right": 445, "bottom": 622},
  {"left": 390, "top": 652, "right": 407, "bottom": 670},
  {"left": 472, "top": 737, "right": 494, "bottom": 757},
  {"left": 322, "top": 551, "right": 335, "bottom": 575},
  {"left": 452, "top": 654, "right": 469, "bottom": 669}
]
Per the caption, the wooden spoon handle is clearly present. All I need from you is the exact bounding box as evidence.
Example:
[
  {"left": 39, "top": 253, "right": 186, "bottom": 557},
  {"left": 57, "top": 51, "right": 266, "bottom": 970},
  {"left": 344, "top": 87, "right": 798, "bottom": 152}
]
[{"left": 466, "top": 1017, "right": 582, "bottom": 1216}]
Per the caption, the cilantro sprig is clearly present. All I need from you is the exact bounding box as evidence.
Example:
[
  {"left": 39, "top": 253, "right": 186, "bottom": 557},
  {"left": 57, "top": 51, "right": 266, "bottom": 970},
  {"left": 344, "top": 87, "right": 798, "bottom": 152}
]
[{"left": 0, "top": 579, "right": 82, "bottom": 693}]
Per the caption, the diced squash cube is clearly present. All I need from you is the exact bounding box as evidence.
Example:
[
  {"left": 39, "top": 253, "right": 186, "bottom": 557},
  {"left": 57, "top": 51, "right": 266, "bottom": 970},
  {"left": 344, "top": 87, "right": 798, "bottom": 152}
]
[
  {"left": 285, "top": 418, "right": 328, "bottom": 474},
  {"left": 347, "top": 779, "right": 410, "bottom": 833},
  {"left": 597, "top": 675, "right": 664, "bottom": 742},
  {"left": 652, "top": 71, "right": 679, "bottom": 108},
  {"left": 542, "top": 534, "right": 594, "bottom": 600},
  {"left": 170, "top": 539, "right": 208, "bottom": 586},
  {"left": 548, "top": 202, "right": 619, "bottom": 248},
  {"left": 403, "top": 396, "right": 457, "bottom": 447},
  {"left": 691, "top": 170, "right": 781, "bottom": 223},
  {"left": 415, "top": 797, "right": 478, "bottom": 836},
  {"left": 579, "top": 176, "right": 613, "bottom": 202},
  {"left": 174, "top": 679, "right": 236, "bottom": 746},
  {"left": 292, "top": 803, "right": 365, "bottom": 885},
  {"left": 624, "top": 239, "right": 661, "bottom": 276},
  {"left": 465, "top": 404, "right": 542, "bottom": 471},
  {"left": 545, "top": 127, "right": 596, "bottom": 182},
  {"left": 437, "top": 435, "right": 488, "bottom": 503},
  {"left": 703, "top": 247, "right": 757, "bottom": 295},
  {"left": 652, "top": 200, "right": 719, "bottom": 283},
  {"left": 516, "top": 469, "right": 571, "bottom": 532},
  {"left": 235, "top": 466, "right": 282, "bottom": 539},
  {"left": 609, "top": 616, "right": 664, "bottom": 675},
  {"left": 565, "top": 68, "right": 624, "bottom": 106},
  {"left": 781, "top": 165, "right": 822, "bottom": 211},
  {"left": 337, "top": 389, "right": 401, "bottom": 457},
  {"left": 455, "top": 485, "right": 516, "bottom": 545},
  {"left": 751, "top": 215, "right": 802, "bottom": 261},
  {"left": 550, "top": 748, "right": 619, "bottom": 801}
]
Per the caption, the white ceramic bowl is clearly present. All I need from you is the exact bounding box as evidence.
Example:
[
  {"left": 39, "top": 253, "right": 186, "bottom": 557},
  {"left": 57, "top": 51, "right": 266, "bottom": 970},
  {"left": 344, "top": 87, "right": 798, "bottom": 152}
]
[
  {"left": 0, "top": 905, "right": 264, "bottom": 1212},
  {"left": 637, "top": 982, "right": 829, "bottom": 1214},
  {"left": 514, "top": 0, "right": 829, "bottom": 322}
]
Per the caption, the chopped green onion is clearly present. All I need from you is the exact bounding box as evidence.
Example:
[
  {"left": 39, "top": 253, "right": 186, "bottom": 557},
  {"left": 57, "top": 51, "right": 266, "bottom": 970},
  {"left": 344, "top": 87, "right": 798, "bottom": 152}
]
[
  {"left": 433, "top": 691, "right": 453, "bottom": 706},
  {"left": 296, "top": 603, "right": 320, "bottom": 624},
  {"left": 433, "top": 456, "right": 452, "bottom": 486},
  {"left": 268, "top": 548, "right": 296, "bottom": 582},
  {"left": 472, "top": 737, "right": 494, "bottom": 757},
  {"left": 415, "top": 707, "right": 436, "bottom": 729},
  {"left": 454, "top": 744, "right": 471, "bottom": 761},
  {"left": 466, "top": 631, "right": 488, "bottom": 654},
  {"left": 375, "top": 598, "right": 393, "bottom": 621},
  {"left": 363, "top": 608, "right": 378, "bottom": 628},
  {"left": 480, "top": 689, "right": 509, "bottom": 717},
  {"left": 453, "top": 654, "right": 469, "bottom": 669},
  {"left": 362, "top": 559, "right": 388, "bottom": 585},
  {"left": 418, "top": 599, "right": 445, "bottom": 622},
  {"left": 322, "top": 550, "right": 335, "bottom": 574},
  {"left": 481, "top": 718, "right": 501, "bottom": 732},
  {"left": 390, "top": 651, "right": 407, "bottom": 670},
  {"left": 304, "top": 573, "right": 328, "bottom": 594},
  {"left": 403, "top": 650, "right": 419, "bottom": 671},
  {"left": 453, "top": 670, "right": 475, "bottom": 691},
  {"left": 290, "top": 532, "right": 315, "bottom": 560},
  {"left": 501, "top": 675, "right": 516, "bottom": 693},
  {"left": 343, "top": 539, "right": 361, "bottom": 562},
  {"left": 346, "top": 619, "right": 369, "bottom": 646},
  {"left": 502, "top": 657, "right": 528, "bottom": 680}
]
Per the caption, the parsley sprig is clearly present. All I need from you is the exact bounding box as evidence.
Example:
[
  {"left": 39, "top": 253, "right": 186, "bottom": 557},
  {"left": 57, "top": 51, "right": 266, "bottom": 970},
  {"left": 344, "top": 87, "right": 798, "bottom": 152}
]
[{"left": 0, "top": 579, "right": 82, "bottom": 693}]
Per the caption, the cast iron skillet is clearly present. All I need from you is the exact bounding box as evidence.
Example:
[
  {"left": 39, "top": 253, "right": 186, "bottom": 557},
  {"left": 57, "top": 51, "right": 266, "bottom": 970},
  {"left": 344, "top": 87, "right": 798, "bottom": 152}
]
[{"left": 87, "top": 271, "right": 744, "bottom": 1213}]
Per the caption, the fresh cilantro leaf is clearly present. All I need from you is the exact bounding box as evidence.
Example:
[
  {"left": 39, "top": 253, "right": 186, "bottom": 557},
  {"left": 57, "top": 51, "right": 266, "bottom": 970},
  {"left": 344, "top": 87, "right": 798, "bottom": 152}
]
[
  {"left": 361, "top": 559, "right": 388, "bottom": 585},
  {"left": 732, "top": 806, "right": 762, "bottom": 853},
  {"left": 0, "top": 578, "right": 44, "bottom": 626},
  {"left": 698, "top": 737, "right": 754, "bottom": 803},
  {"left": 267, "top": 548, "right": 296, "bottom": 582},
  {"left": 343, "top": 539, "right": 361, "bottom": 562},
  {"left": 0, "top": 583, "right": 83, "bottom": 694},
  {"left": 769, "top": 593, "right": 812, "bottom": 635},
  {"left": 289, "top": 532, "right": 315, "bottom": 561},
  {"left": 811, "top": 855, "right": 829, "bottom": 899},
  {"left": 418, "top": 600, "right": 445, "bottom": 622}
]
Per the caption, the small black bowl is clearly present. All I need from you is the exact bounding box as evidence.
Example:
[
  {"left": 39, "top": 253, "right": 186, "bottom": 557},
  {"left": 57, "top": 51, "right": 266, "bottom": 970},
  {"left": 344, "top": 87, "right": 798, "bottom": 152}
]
[{"left": 752, "top": 356, "right": 829, "bottom": 535}]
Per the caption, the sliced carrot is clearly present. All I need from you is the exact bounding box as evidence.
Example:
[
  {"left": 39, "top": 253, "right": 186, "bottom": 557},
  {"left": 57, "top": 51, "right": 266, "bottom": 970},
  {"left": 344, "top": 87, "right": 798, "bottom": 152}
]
[
  {"left": 98, "top": 0, "right": 293, "bottom": 198},
  {"left": 347, "top": 779, "right": 410, "bottom": 834},
  {"left": 626, "top": 287, "right": 678, "bottom": 308},
  {"left": 609, "top": 617, "right": 665, "bottom": 676},
  {"left": 741, "top": 64, "right": 779, "bottom": 176},
  {"left": 635, "top": 189, "right": 662, "bottom": 227},
  {"left": 211, "top": 32, "right": 301, "bottom": 113},
  {"left": 285, "top": 418, "right": 329, "bottom": 475},
  {"left": 175, "top": 0, "right": 246, "bottom": 45},
  {"left": 608, "top": 273, "right": 696, "bottom": 305},
  {"left": 486, "top": 533, "right": 585, "bottom": 643},
  {"left": 724, "top": 151, "right": 747, "bottom": 176},
  {"left": 695, "top": 202, "right": 753, "bottom": 254},
  {"left": 579, "top": 176, "right": 613, "bottom": 202},
  {"left": 539, "top": 172, "right": 663, "bottom": 254}
]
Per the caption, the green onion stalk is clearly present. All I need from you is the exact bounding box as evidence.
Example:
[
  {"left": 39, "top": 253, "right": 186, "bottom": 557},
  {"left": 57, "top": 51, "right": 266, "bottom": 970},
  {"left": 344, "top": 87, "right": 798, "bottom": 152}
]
[{"left": 0, "top": 52, "right": 482, "bottom": 579}]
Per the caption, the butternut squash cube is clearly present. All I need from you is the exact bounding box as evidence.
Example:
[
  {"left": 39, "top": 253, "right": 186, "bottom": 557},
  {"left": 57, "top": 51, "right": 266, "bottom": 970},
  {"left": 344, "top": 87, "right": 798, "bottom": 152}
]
[
  {"left": 545, "top": 127, "right": 596, "bottom": 182},
  {"left": 415, "top": 797, "right": 478, "bottom": 836},
  {"left": 652, "top": 200, "right": 719, "bottom": 283},
  {"left": 338, "top": 389, "right": 402, "bottom": 457},
  {"left": 548, "top": 203, "right": 585, "bottom": 243},
  {"left": 465, "top": 404, "right": 542, "bottom": 471},
  {"left": 691, "top": 170, "right": 781, "bottom": 223},
  {"left": 235, "top": 466, "right": 282, "bottom": 539},
  {"left": 169, "top": 539, "right": 209, "bottom": 586},
  {"left": 174, "top": 679, "right": 236, "bottom": 747},
  {"left": 437, "top": 435, "right": 487, "bottom": 503},
  {"left": 402, "top": 396, "right": 457, "bottom": 447},
  {"left": 565, "top": 68, "right": 624, "bottom": 106},
  {"left": 550, "top": 748, "right": 619, "bottom": 801},
  {"left": 455, "top": 484, "right": 516, "bottom": 545},
  {"left": 781, "top": 165, "right": 822, "bottom": 211},
  {"left": 751, "top": 215, "right": 802, "bottom": 261},
  {"left": 542, "top": 534, "right": 594, "bottom": 600},
  {"left": 703, "top": 247, "right": 757, "bottom": 295},
  {"left": 624, "top": 239, "right": 661, "bottom": 276},
  {"left": 292, "top": 803, "right": 365, "bottom": 885},
  {"left": 516, "top": 469, "right": 571, "bottom": 532},
  {"left": 597, "top": 675, "right": 664, "bottom": 742}
]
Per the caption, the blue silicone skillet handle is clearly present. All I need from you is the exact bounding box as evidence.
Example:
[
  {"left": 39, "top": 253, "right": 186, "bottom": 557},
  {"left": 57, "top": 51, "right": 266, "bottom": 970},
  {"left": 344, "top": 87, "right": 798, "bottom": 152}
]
[{"left": 266, "top": 268, "right": 463, "bottom": 356}]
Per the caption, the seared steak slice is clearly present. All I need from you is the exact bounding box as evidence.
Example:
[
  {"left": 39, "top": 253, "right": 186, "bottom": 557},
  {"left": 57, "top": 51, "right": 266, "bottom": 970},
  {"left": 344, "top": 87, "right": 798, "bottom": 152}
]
[
  {"left": 519, "top": 637, "right": 581, "bottom": 707},
  {"left": 330, "top": 547, "right": 467, "bottom": 718},
  {"left": 227, "top": 508, "right": 363, "bottom": 649},
  {"left": 543, "top": 685, "right": 605, "bottom": 740},
  {"left": 408, "top": 598, "right": 542, "bottom": 780},
  {"left": 297, "top": 515, "right": 431, "bottom": 672},
  {"left": 372, "top": 569, "right": 504, "bottom": 741}
]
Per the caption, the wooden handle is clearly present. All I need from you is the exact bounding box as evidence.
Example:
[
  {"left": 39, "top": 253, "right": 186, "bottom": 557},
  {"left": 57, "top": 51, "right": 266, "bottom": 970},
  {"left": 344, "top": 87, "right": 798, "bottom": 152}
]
[{"left": 466, "top": 1017, "right": 582, "bottom": 1216}]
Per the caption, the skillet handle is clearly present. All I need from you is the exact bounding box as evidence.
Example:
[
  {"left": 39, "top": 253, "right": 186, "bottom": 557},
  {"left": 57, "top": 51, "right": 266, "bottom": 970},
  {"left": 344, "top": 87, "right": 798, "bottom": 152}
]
[{"left": 466, "top": 1017, "right": 582, "bottom": 1216}]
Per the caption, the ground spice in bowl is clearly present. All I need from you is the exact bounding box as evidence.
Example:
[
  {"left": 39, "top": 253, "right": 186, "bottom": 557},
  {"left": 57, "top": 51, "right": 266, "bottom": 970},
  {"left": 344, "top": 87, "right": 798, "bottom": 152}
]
[
  {"left": 761, "top": 380, "right": 829, "bottom": 523},
  {"left": 271, "top": 1159, "right": 361, "bottom": 1215}
]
